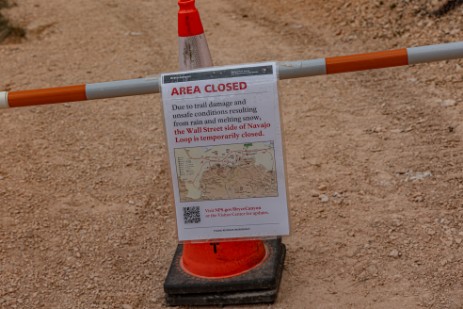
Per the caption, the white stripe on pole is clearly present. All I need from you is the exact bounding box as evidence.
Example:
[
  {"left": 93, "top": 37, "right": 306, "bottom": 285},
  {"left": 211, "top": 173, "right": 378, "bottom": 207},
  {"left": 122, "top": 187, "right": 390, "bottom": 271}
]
[
  {"left": 407, "top": 41, "right": 463, "bottom": 65},
  {"left": 85, "top": 77, "right": 160, "bottom": 100},
  {"left": 277, "top": 58, "right": 326, "bottom": 80},
  {"left": 0, "top": 91, "right": 8, "bottom": 109}
]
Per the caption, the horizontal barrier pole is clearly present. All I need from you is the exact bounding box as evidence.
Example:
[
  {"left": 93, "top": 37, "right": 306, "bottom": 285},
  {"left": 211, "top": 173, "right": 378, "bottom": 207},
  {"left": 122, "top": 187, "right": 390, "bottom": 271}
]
[
  {"left": 277, "top": 41, "right": 463, "bottom": 79},
  {"left": 1, "top": 41, "right": 462, "bottom": 109}
]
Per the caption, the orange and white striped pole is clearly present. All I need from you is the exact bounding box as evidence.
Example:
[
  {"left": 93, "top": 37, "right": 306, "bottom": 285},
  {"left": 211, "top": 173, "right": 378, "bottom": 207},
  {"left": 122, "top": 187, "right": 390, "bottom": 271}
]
[
  {"left": 0, "top": 77, "right": 160, "bottom": 108},
  {"left": 279, "top": 41, "right": 463, "bottom": 79},
  {"left": 1, "top": 41, "right": 462, "bottom": 109}
]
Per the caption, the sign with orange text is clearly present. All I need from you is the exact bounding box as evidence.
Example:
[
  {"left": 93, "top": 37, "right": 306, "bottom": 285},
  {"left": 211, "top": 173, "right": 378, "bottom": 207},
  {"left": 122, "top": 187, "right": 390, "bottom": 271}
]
[{"left": 161, "top": 63, "right": 289, "bottom": 241}]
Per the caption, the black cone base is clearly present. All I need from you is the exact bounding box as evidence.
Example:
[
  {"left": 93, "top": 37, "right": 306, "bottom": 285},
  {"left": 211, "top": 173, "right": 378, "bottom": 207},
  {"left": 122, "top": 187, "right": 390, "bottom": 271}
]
[{"left": 164, "top": 238, "right": 286, "bottom": 306}]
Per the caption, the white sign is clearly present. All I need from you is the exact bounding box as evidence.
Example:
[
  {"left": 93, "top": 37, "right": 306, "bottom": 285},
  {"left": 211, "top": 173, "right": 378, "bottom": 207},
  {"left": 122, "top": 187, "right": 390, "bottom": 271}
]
[{"left": 161, "top": 62, "right": 289, "bottom": 241}]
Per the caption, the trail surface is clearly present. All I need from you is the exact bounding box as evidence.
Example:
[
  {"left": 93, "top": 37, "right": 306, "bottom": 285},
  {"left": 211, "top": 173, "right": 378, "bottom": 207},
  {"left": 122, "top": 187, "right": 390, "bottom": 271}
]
[{"left": 1, "top": 1, "right": 462, "bottom": 308}]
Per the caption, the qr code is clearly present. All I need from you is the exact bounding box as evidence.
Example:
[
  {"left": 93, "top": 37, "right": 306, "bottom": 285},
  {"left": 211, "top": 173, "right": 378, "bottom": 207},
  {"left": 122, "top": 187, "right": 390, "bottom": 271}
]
[{"left": 183, "top": 206, "right": 201, "bottom": 224}]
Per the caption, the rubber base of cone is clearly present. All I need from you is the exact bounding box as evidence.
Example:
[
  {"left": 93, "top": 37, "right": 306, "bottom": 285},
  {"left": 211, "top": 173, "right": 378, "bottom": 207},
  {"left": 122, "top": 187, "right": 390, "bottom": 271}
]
[{"left": 163, "top": 239, "right": 286, "bottom": 306}]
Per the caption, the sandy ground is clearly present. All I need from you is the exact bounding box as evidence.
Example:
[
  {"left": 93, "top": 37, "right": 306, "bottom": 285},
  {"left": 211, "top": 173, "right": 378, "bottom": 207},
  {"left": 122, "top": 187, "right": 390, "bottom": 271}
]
[{"left": 1, "top": 0, "right": 463, "bottom": 308}]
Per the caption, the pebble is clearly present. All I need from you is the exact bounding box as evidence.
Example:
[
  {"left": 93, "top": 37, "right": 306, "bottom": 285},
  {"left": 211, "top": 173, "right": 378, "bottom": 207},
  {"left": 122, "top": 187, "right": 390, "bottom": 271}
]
[
  {"left": 288, "top": 22, "right": 303, "bottom": 29},
  {"left": 407, "top": 171, "right": 432, "bottom": 181},
  {"left": 389, "top": 249, "right": 401, "bottom": 258},
  {"left": 440, "top": 99, "right": 457, "bottom": 107},
  {"left": 319, "top": 194, "right": 329, "bottom": 203}
]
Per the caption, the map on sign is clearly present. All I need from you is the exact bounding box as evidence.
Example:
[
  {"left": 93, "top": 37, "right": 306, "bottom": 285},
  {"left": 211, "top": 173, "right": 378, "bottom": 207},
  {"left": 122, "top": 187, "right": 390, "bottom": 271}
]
[{"left": 175, "top": 141, "right": 278, "bottom": 202}]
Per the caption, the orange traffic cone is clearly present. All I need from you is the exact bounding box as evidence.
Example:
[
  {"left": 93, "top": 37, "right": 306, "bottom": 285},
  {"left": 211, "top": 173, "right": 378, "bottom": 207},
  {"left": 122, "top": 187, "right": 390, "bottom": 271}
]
[
  {"left": 176, "top": 0, "right": 267, "bottom": 280},
  {"left": 163, "top": 1, "right": 286, "bottom": 306},
  {"left": 181, "top": 240, "right": 267, "bottom": 278}
]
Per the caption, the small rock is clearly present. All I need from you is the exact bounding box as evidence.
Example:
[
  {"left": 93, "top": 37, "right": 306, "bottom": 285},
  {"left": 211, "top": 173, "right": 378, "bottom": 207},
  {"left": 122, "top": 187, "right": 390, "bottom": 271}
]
[
  {"left": 389, "top": 249, "right": 401, "bottom": 258},
  {"left": 26, "top": 21, "right": 55, "bottom": 35},
  {"left": 440, "top": 99, "right": 457, "bottom": 107},
  {"left": 391, "top": 217, "right": 402, "bottom": 227},
  {"left": 319, "top": 194, "right": 329, "bottom": 203},
  {"left": 407, "top": 171, "right": 432, "bottom": 181},
  {"left": 288, "top": 22, "right": 303, "bottom": 29},
  {"left": 318, "top": 184, "right": 328, "bottom": 191}
]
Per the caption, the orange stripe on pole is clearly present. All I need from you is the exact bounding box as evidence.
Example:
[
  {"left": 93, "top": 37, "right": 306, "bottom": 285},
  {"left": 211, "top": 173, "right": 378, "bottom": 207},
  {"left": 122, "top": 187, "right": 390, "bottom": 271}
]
[
  {"left": 326, "top": 49, "right": 408, "bottom": 74},
  {"left": 8, "top": 85, "right": 87, "bottom": 108}
]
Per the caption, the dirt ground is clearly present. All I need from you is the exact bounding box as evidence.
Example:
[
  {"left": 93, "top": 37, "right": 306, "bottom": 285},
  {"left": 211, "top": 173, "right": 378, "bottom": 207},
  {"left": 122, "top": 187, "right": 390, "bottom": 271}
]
[{"left": 1, "top": 0, "right": 463, "bottom": 308}]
